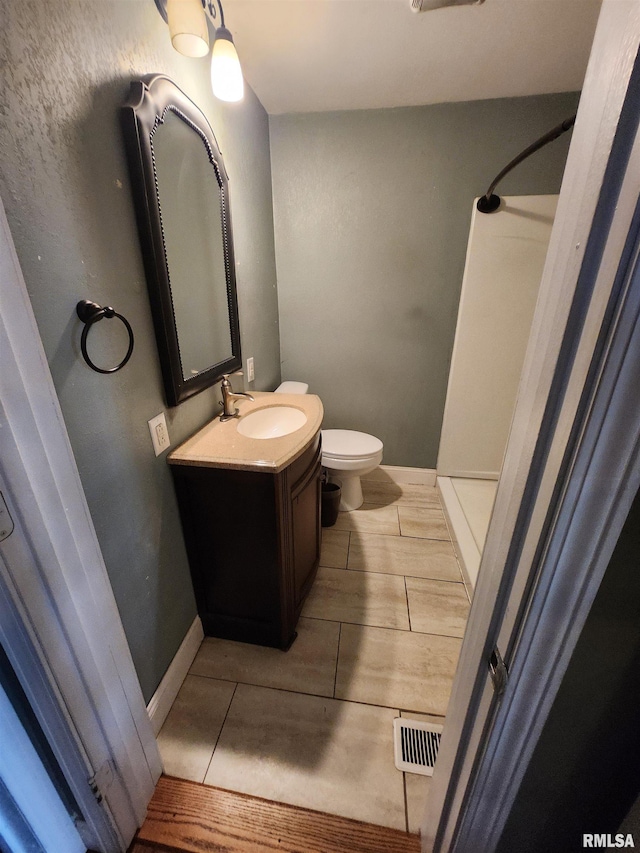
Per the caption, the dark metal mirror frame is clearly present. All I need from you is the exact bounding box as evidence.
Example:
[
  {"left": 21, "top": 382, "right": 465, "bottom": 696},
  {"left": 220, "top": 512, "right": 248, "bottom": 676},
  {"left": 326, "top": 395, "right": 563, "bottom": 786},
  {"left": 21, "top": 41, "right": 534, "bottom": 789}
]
[{"left": 121, "top": 74, "right": 242, "bottom": 406}]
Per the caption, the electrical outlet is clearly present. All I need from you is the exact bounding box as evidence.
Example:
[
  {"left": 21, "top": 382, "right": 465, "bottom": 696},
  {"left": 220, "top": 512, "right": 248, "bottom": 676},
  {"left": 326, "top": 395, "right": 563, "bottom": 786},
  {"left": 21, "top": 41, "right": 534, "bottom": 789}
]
[
  {"left": 148, "top": 412, "right": 170, "bottom": 456},
  {"left": 246, "top": 357, "right": 255, "bottom": 383}
]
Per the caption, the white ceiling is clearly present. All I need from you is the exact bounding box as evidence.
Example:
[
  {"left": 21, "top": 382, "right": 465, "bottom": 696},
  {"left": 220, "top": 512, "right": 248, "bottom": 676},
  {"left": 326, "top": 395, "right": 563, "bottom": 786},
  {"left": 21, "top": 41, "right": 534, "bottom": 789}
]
[{"left": 224, "top": 0, "right": 602, "bottom": 114}]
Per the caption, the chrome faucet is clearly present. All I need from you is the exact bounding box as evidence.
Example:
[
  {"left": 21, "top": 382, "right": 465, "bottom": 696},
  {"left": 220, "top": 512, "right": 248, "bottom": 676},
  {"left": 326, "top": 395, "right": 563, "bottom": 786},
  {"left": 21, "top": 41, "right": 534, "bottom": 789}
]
[{"left": 219, "top": 374, "right": 254, "bottom": 421}]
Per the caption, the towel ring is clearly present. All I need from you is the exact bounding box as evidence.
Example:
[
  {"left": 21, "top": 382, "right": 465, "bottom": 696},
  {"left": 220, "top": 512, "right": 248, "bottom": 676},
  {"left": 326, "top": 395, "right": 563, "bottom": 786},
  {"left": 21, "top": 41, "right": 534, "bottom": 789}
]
[{"left": 76, "top": 300, "right": 134, "bottom": 374}]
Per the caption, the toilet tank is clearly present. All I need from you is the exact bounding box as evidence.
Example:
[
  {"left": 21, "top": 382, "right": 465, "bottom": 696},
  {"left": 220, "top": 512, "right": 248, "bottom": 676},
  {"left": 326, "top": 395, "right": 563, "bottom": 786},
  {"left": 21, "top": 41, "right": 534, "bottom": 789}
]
[{"left": 275, "top": 381, "right": 309, "bottom": 395}]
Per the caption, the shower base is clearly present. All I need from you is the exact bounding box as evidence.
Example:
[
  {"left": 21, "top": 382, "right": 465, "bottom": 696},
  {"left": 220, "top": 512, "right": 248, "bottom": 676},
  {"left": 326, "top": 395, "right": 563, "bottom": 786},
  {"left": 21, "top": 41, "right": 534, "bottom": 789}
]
[{"left": 437, "top": 476, "right": 498, "bottom": 594}]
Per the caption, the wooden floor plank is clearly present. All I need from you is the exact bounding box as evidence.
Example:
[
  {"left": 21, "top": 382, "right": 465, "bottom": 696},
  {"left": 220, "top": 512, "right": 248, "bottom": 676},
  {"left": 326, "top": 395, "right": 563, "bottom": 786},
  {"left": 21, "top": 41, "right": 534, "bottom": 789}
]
[
  {"left": 136, "top": 775, "right": 421, "bottom": 853},
  {"left": 128, "top": 842, "right": 181, "bottom": 853}
]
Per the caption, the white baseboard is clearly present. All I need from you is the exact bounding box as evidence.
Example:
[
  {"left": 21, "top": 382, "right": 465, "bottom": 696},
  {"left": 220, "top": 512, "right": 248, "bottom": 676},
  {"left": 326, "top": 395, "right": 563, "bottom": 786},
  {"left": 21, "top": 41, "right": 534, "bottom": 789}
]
[
  {"left": 364, "top": 465, "right": 437, "bottom": 486},
  {"left": 146, "top": 616, "right": 204, "bottom": 736},
  {"left": 437, "top": 476, "right": 480, "bottom": 592}
]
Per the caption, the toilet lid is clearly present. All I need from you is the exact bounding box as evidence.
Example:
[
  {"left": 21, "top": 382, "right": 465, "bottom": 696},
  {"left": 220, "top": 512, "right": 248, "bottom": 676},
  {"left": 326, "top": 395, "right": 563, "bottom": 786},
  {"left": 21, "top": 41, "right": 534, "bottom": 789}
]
[{"left": 321, "top": 429, "right": 383, "bottom": 459}]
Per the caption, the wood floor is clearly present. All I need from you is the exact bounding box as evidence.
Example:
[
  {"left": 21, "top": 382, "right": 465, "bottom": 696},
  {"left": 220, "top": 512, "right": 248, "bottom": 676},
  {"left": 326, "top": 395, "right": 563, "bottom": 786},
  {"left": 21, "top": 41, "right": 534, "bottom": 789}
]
[{"left": 129, "top": 775, "right": 422, "bottom": 853}]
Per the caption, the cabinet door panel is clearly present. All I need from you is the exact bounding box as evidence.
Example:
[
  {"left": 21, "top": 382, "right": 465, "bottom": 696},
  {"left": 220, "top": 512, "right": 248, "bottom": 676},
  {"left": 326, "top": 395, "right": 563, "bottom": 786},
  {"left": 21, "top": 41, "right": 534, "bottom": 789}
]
[
  {"left": 173, "top": 467, "right": 282, "bottom": 645},
  {"left": 171, "top": 435, "right": 321, "bottom": 650},
  {"left": 291, "top": 457, "right": 322, "bottom": 608}
]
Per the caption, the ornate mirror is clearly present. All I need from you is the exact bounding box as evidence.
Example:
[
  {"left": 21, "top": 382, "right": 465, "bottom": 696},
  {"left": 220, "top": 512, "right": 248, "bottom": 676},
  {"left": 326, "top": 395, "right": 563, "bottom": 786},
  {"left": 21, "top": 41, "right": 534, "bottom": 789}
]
[{"left": 122, "top": 74, "right": 241, "bottom": 406}]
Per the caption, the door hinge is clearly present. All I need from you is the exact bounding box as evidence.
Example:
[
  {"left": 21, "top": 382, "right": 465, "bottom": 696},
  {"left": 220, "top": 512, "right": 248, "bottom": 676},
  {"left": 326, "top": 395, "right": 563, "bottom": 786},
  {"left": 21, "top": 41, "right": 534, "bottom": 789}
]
[
  {"left": 88, "top": 760, "right": 115, "bottom": 805},
  {"left": 489, "top": 647, "right": 508, "bottom": 697}
]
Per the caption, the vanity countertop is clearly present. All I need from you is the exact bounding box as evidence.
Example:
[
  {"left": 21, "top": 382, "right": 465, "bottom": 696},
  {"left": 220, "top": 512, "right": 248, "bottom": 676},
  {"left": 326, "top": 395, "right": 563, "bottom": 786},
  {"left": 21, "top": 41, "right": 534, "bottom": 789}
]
[{"left": 167, "top": 392, "right": 323, "bottom": 473}]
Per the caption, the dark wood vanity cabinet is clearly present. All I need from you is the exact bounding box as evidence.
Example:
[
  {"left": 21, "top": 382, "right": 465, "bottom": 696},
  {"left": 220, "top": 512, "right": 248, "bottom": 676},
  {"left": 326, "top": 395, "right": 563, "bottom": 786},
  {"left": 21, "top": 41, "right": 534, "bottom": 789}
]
[{"left": 171, "top": 433, "right": 322, "bottom": 650}]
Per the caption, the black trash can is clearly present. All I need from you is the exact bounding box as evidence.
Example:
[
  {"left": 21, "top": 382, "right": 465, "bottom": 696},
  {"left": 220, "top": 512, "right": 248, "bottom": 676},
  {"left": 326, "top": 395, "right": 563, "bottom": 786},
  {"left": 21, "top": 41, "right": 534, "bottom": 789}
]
[{"left": 321, "top": 481, "right": 342, "bottom": 527}]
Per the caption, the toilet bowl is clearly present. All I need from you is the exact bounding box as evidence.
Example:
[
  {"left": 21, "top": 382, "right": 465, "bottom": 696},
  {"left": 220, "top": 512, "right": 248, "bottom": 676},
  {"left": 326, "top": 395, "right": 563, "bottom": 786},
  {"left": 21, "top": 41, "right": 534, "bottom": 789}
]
[
  {"left": 321, "top": 429, "right": 383, "bottom": 511},
  {"left": 275, "top": 382, "right": 383, "bottom": 511}
]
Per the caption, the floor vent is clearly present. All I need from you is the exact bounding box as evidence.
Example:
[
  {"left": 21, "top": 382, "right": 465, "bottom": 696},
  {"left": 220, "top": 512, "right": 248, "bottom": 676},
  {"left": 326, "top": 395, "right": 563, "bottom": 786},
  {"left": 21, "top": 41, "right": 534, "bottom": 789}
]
[{"left": 393, "top": 718, "right": 443, "bottom": 776}]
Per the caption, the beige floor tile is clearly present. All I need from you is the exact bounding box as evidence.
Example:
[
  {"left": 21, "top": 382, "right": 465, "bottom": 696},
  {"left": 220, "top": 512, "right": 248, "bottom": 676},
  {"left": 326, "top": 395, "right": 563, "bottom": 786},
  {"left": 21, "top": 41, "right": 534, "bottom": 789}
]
[
  {"left": 406, "top": 578, "right": 470, "bottom": 638},
  {"left": 362, "top": 480, "right": 441, "bottom": 508},
  {"left": 400, "top": 710, "right": 446, "bottom": 724},
  {"left": 190, "top": 617, "right": 339, "bottom": 697},
  {"left": 302, "top": 567, "right": 410, "bottom": 630},
  {"left": 360, "top": 467, "right": 398, "bottom": 482},
  {"left": 399, "top": 506, "right": 450, "bottom": 541},
  {"left": 157, "top": 675, "right": 235, "bottom": 783},
  {"left": 320, "top": 528, "right": 350, "bottom": 569},
  {"left": 204, "top": 684, "right": 406, "bottom": 830},
  {"left": 335, "top": 624, "right": 461, "bottom": 715},
  {"left": 405, "top": 773, "right": 431, "bottom": 834},
  {"left": 399, "top": 711, "right": 443, "bottom": 832},
  {"left": 348, "top": 533, "right": 462, "bottom": 581},
  {"left": 334, "top": 503, "right": 400, "bottom": 536}
]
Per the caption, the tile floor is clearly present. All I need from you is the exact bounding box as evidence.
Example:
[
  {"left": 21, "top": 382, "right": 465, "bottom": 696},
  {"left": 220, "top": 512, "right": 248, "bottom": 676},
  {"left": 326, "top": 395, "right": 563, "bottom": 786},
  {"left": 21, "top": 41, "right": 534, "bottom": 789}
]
[{"left": 157, "top": 471, "right": 470, "bottom": 834}]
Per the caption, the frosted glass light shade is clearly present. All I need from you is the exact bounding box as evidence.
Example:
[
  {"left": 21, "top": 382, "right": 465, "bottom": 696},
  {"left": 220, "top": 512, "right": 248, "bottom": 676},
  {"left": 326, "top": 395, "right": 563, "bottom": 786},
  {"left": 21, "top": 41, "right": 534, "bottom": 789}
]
[
  {"left": 211, "top": 28, "right": 244, "bottom": 102},
  {"left": 167, "top": 0, "right": 209, "bottom": 58}
]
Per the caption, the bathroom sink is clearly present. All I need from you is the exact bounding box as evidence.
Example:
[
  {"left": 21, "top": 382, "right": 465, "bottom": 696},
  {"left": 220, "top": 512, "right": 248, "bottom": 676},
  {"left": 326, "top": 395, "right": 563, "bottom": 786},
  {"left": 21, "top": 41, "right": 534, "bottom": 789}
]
[{"left": 237, "top": 406, "right": 307, "bottom": 439}]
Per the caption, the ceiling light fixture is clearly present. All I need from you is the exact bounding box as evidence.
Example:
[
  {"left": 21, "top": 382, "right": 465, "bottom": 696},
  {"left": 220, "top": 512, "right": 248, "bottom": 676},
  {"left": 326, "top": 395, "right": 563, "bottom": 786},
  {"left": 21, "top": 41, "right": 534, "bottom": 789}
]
[
  {"left": 155, "top": 0, "right": 244, "bottom": 102},
  {"left": 167, "top": 0, "right": 209, "bottom": 57},
  {"left": 210, "top": 3, "right": 244, "bottom": 103}
]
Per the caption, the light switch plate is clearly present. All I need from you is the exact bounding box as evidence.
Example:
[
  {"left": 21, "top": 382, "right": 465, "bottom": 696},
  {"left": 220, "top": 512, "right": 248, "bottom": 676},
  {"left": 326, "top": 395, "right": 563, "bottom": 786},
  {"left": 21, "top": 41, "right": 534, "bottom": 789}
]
[
  {"left": 246, "top": 357, "right": 255, "bottom": 383},
  {"left": 148, "top": 412, "right": 170, "bottom": 456}
]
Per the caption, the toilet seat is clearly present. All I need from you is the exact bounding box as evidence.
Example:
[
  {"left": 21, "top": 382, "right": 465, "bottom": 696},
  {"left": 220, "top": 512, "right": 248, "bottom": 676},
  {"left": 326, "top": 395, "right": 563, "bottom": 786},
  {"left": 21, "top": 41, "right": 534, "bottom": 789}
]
[
  {"left": 321, "top": 429, "right": 384, "bottom": 479},
  {"left": 322, "top": 429, "right": 383, "bottom": 460}
]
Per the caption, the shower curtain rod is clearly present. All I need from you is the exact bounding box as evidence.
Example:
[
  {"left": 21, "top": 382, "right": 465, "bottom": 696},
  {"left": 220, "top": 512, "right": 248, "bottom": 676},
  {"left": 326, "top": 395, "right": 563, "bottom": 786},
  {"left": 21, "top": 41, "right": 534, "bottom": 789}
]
[{"left": 477, "top": 114, "right": 576, "bottom": 213}]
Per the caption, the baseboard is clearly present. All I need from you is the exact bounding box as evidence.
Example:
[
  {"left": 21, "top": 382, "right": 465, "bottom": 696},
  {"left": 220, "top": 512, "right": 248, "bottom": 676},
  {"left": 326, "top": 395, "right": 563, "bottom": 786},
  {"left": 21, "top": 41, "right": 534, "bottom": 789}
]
[
  {"left": 437, "top": 476, "right": 479, "bottom": 592},
  {"left": 147, "top": 616, "right": 204, "bottom": 736},
  {"left": 364, "top": 465, "right": 436, "bottom": 486}
]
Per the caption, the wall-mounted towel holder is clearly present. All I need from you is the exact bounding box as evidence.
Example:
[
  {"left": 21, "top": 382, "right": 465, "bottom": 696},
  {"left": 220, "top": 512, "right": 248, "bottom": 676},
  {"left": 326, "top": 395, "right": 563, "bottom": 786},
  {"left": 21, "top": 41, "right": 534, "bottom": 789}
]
[{"left": 76, "top": 300, "right": 134, "bottom": 374}]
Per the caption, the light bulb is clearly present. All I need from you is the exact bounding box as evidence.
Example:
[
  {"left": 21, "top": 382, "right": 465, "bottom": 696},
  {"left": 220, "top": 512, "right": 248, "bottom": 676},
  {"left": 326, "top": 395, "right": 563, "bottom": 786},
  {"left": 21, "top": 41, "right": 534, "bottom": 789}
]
[
  {"left": 167, "top": 0, "right": 209, "bottom": 58},
  {"left": 211, "top": 28, "right": 244, "bottom": 102}
]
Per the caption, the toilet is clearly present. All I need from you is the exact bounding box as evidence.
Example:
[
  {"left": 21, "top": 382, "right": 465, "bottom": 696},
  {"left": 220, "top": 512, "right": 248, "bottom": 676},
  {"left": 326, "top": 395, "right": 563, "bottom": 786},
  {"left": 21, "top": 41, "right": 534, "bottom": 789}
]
[{"left": 275, "top": 381, "right": 384, "bottom": 511}]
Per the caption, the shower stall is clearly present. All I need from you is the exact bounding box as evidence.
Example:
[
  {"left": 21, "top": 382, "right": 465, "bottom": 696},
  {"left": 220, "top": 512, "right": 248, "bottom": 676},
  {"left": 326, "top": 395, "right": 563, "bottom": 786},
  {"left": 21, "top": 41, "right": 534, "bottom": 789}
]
[{"left": 437, "top": 194, "right": 558, "bottom": 591}]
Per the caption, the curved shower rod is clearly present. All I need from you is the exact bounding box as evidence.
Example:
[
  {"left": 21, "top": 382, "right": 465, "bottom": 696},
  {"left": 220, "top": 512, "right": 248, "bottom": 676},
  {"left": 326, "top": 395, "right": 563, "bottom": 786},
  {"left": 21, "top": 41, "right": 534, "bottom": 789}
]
[{"left": 477, "top": 114, "right": 576, "bottom": 213}]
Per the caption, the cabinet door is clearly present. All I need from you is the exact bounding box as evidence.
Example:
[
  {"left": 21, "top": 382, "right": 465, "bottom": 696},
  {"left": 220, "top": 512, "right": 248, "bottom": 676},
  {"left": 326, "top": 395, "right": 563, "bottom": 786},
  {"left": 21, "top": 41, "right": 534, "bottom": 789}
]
[{"left": 291, "top": 455, "right": 322, "bottom": 609}]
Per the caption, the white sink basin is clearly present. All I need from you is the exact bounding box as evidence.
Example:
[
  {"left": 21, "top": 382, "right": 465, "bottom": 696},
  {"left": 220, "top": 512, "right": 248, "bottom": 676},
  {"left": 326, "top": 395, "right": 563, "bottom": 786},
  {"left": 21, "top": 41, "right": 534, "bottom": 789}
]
[{"left": 237, "top": 406, "right": 307, "bottom": 439}]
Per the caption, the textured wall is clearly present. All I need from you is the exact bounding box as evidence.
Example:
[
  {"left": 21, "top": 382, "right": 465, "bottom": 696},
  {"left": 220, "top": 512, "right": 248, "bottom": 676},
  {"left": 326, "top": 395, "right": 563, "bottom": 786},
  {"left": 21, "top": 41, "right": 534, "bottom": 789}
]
[
  {"left": 270, "top": 93, "right": 580, "bottom": 468},
  {"left": 0, "top": 0, "right": 280, "bottom": 701}
]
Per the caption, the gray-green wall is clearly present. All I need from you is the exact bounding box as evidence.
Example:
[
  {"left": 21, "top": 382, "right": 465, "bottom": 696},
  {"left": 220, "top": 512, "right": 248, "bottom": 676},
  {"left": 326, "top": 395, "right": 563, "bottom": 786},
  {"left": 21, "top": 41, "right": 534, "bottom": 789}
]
[
  {"left": 0, "top": 0, "right": 280, "bottom": 701},
  {"left": 270, "top": 93, "right": 580, "bottom": 468}
]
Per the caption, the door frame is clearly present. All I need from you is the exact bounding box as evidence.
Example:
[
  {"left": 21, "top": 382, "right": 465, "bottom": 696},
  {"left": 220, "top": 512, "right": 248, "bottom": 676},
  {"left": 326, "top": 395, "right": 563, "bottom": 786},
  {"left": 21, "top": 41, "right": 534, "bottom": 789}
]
[
  {"left": 423, "top": 1, "right": 640, "bottom": 849},
  {"left": 0, "top": 194, "right": 162, "bottom": 851}
]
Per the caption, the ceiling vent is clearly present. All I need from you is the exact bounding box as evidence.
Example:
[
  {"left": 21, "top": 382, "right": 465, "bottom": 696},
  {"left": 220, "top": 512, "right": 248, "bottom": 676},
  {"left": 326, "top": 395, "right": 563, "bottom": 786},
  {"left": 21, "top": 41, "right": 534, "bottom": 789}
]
[{"left": 411, "top": 0, "right": 484, "bottom": 12}]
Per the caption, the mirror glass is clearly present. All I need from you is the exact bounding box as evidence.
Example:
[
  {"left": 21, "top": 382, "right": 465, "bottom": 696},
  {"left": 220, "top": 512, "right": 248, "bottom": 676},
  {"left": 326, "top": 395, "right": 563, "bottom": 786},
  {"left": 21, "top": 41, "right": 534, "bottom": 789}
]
[
  {"left": 122, "top": 75, "right": 241, "bottom": 406},
  {"left": 152, "top": 111, "right": 233, "bottom": 379}
]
